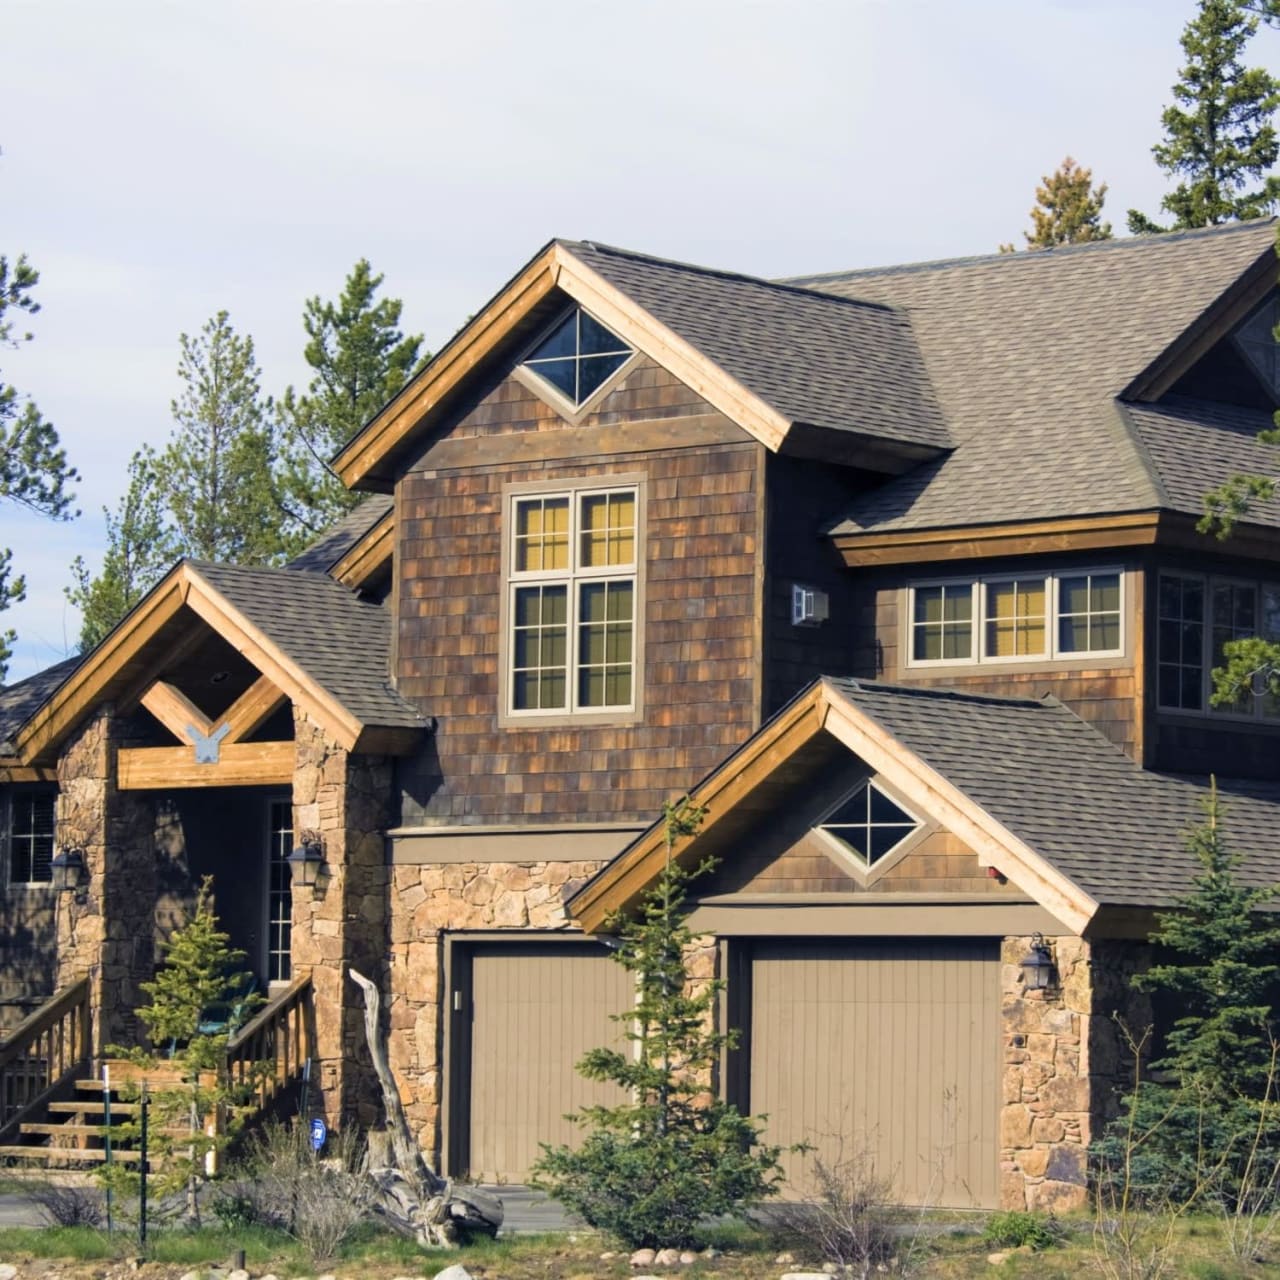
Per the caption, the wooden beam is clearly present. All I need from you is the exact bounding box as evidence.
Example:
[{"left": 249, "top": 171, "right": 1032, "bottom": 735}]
[
  {"left": 332, "top": 514, "right": 394, "bottom": 590},
  {"left": 220, "top": 675, "right": 287, "bottom": 745},
  {"left": 0, "top": 764, "right": 57, "bottom": 784},
  {"left": 333, "top": 248, "right": 560, "bottom": 490},
  {"left": 831, "top": 512, "right": 1162, "bottom": 567},
  {"left": 117, "top": 742, "right": 294, "bottom": 790},
  {"left": 140, "top": 681, "right": 213, "bottom": 744}
]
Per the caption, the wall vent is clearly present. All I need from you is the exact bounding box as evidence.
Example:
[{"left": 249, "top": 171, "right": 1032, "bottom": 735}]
[{"left": 791, "top": 583, "right": 830, "bottom": 627}]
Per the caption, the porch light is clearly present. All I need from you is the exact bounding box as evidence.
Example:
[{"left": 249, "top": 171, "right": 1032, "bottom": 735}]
[
  {"left": 286, "top": 833, "right": 325, "bottom": 890},
  {"left": 1020, "top": 933, "right": 1055, "bottom": 991},
  {"left": 51, "top": 848, "right": 86, "bottom": 895}
]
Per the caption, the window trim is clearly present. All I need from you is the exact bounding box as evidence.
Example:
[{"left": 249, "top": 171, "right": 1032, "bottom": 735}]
[
  {"left": 811, "top": 774, "right": 933, "bottom": 888},
  {"left": 1156, "top": 569, "right": 1280, "bottom": 722},
  {"left": 4, "top": 786, "right": 57, "bottom": 892},
  {"left": 510, "top": 306, "right": 642, "bottom": 425},
  {"left": 906, "top": 565, "right": 1126, "bottom": 670},
  {"left": 497, "top": 474, "right": 647, "bottom": 728}
]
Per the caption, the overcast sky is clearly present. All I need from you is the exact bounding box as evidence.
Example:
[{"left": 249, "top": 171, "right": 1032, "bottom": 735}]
[{"left": 1, "top": 0, "right": 1271, "bottom": 679}]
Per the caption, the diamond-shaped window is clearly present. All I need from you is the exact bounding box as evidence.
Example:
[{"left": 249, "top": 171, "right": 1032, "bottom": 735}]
[
  {"left": 819, "top": 779, "right": 921, "bottom": 868},
  {"left": 523, "top": 309, "right": 632, "bottom": 406},
  {"left": 1234, "top": 297, "right": 1280, "bottom": 398}
]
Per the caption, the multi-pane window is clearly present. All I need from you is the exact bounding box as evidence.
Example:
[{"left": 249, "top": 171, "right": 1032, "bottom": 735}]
[
  {"left": 1234, "top": 297, "right": 1280, "bottom": 398},
  {"left": 266, "top": 800, "right": 292, "bottom": 984},
  {"left": 522, "top": 309, "right": 633, "bottom": 407},
  {"left": 819, "top": 780, "right": 921, "bottom": 869},
  {"left": 908, "top": 568, "right": 1124, "bottom": 667},
  {"left": 8, "top": 791, "right": 54, "bottom": 885},
  {"left": 1158, "top": 572, "right": 1280, "bottom": 718},
  {"left": 509, "top": 485, "right": 638, "bottom": 715}
]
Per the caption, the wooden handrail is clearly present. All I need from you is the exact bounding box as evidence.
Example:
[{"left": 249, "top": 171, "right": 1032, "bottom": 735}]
[
  {"left": 226, "top": 974, "right": 312, "bottom": 1110},
  {"left": 0, "top": 977, "right": 91, "bottom": 1139}
]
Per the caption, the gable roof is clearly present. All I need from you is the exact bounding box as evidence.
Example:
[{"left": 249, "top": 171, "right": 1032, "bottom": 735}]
[
  {"left": 568, "top": 676, "right": 1280, "bottom": 935},
  {"left": 287, "top": 495, "right": 394, "bottom": 574},
  {"left": 801, "top": 219, "right": 1278, "bottom": 535},
  {"left": 0, "top": 657, "right": 83, "bottom": 755}
]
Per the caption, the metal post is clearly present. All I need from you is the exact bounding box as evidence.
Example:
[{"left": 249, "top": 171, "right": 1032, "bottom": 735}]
[
  {"left": 102, "top": 1063, "right": 113, "bottom": 1236},
  {"left": 138, "top": 1084, "right": 148, "bottom": 1247}
]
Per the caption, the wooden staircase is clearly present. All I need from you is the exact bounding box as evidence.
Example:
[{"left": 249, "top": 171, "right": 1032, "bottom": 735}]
[{"left": 0, "top": 975, "right": 312, "bottom": 1171}]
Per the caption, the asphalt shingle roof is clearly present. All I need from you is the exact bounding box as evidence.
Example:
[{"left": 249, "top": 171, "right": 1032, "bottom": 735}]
[
  {"left": 286, "top": 495, "right": 394, "bottom": 574},
  {"left": 559, "top": 239, "right": 951, "bottom": 452},
  {"left": 0, "top": 657, "right": 83, "bottom": 754},
  {"left": 797, "top": 220, "right": 1278, "bottom": 534},
  {"left": 824, "top": 677, "right": 1280, "bottom": 909},
  {"left": 188, "top": 561, "right": 424, "bottom": 732}
]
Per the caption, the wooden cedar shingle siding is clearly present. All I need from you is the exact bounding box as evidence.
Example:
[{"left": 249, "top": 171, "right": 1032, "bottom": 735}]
[{"left": 395, "top": 364, "right": 762, "bottom": 825}]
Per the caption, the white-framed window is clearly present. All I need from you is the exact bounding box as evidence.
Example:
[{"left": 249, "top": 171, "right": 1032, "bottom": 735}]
[
  {"left": 1157, "top": 571, "right": 1280, "bottom": 719},
  {"left": 265, "top": 799, "right": 293, "bottom": 984},
  {"left": 5, "top": 789, "right": 55, "bottom": 887},
  {"left": 507, "top": 484, "right": 638, "bottom": 716},
  {"left": 907, "top": 567, "right": 1124, "bottom": 668},
  {"left": 817, "top": 779, "right": 922, "bottom": 870},
  {"left": 521, "top": 308, "right": 634, "bottom": 409}
]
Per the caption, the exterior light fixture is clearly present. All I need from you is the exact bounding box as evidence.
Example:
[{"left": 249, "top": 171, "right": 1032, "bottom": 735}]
[
  {"left": 51, "top": 848, "right": 87, "bottom": 895},
  {"left": 286, "top": 832, "right": 325, "bottom": 890},
  {"left": 1020, "top": 932, "right": 1054, "bottom": 992}
]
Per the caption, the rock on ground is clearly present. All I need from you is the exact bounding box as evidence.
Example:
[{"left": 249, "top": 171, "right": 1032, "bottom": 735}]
[{"left": 431, "top": 1266, "right": 475, "bottom": 1280}]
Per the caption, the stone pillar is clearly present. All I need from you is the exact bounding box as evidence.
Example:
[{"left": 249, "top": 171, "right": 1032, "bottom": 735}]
[
  {"left": 55, "top": 708, "right": 157, "bottom": 1053},
  {"left": 291, "top": 711, "right": 393, "bottom": 1128},
  {"left": 999, "top": 934, "right": 1149, "bottom": 1212}
]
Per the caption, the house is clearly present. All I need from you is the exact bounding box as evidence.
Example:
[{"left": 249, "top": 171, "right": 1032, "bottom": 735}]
[{"left": 3, "top": 219, "right": 1280, "bottom": 1212}]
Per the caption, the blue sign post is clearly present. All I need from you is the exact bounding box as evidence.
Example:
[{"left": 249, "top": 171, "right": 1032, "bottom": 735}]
[{"left": 309, "top": 1116, "right": 327, "bottom": 1153}]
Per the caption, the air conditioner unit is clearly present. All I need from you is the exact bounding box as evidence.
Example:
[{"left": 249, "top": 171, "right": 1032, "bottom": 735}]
[{"left": 791, "top": 583, "right": 830, "bottom": 627}]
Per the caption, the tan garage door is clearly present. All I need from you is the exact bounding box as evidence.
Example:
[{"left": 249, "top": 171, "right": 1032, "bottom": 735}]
[
  {"left": 465, "top": 942, "right": 631, "bottom": 1183},
  {"left": 751, "top": 940, "right": 999, "bottom": 1209}
]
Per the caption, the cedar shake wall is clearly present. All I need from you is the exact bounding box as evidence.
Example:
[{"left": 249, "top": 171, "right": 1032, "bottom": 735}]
[{"left": 395, "top": 363, "right": 763, "bottom": 827}]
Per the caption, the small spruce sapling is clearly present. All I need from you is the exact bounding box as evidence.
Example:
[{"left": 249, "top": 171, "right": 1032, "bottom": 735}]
[{"left": 532, "top": 795, "right": 784, "bottom": 1248}]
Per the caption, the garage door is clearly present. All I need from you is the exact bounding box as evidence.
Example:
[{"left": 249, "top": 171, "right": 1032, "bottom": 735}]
[
  {"left": 750, "top": 940, "right": 999, "bottom": 1208},
  {"left": 463, "top": 942, "right": 631, "bottom": 1183}
]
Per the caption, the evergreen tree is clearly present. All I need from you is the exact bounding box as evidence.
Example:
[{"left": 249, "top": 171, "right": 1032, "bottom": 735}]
[
  {"left": 1021, "top": 157, "right": 1113, "bottom": 248},
  {"left": 1128, "top": 0, "right": 1280, "bottom": 233},
  {"left": 533, "top": 796, "right": 783, "bottom": 1248},
  {"left": 0, "top": 249, "right": 79, "bottom": 678},
  {"left": 278, "top": 260, "right": 424, "bottom": 542}
]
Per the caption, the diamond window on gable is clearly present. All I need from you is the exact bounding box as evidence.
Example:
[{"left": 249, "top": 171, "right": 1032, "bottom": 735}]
[
  {"left": 523, "top": 309, "right": 632, "bottom": 406},
  {"left": 1234, "top": 296, "right": 1280, "bottom": 398},
  {"left": 819, "top": 780, "right": 921, "bottom": 868}
]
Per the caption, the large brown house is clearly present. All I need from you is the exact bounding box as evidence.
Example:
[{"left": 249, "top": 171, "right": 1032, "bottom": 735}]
[{"left": 3, "top": 220, "right": 1280, "bottom": 1212}]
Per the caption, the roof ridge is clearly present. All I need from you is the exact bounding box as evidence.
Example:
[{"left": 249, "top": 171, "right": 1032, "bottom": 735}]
[
  {"left": 558, "top": 238, "right": 905, "bottom": 318},
  {"left": 825, "top": 675, "right": 1048, "bottom": 709},
  {"left": 787, "top": 217, "right": 1278, "bottom": 286}
]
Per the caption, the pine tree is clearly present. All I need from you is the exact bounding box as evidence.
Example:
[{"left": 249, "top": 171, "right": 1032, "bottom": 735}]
[
  {"left": 0, "top": 249, "right": 79, "bottom": 677},
  {"left": 278, "top": 260, "right": 424, "bottom": 543},
  {"left": 1128, "top": 0, "right": 1280, "bottom": 233},
  {"left": 1020, "top": 157, "right": 1113, "bottom": 248},
  {"left": 532, "top": 796, "right": 783, "bottom": 1248}
]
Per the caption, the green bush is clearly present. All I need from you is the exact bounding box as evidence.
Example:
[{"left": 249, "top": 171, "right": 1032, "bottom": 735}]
[{"left": 982, "top": 1210, "right": 1062, "bottom": 1250}]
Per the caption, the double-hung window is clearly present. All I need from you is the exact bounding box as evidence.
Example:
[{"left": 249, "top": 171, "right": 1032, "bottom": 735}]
[
  {"left": 5, "top": 790, "right": 54, "bottom": 887},
  {"left": 507, "top": 484, "right": 639, "bottom": 717},
  {"left": 907, "top": 568, "right": 1123, "bottom": 667}
]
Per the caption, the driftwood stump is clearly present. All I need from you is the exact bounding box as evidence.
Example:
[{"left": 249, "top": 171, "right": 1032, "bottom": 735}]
[{"left": 348, "top": 967, "right": 503, "bottom": 1247}]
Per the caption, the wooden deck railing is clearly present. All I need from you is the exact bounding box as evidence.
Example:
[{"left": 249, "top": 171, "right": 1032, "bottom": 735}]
[
  {"left": 0, "top": 977, "right": 91, "bottom": 1140},
  {"left": 226, "top": 974, "right": 312, "bottom": 1110}
]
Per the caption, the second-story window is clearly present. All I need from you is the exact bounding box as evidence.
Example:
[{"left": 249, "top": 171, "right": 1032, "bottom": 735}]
[{"left": 509, "top": 485, "right": 638, "bottom": 715}]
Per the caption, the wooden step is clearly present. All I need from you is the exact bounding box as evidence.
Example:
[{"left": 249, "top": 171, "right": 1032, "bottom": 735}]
[
  {"left": 47, "top": 1100, "right": 142, "bottom": 1116},
  {"left": 18, "top": 1122, "right": 193, "bottom": 1140},
  {"left": 0, "top": 1144, "right": 146, "bottom": 1165}
]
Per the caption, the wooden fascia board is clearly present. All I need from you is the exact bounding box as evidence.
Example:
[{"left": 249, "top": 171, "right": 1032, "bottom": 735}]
[
  {"left": 831, "top": 512, "right": 1162, "bottom": 567},
  {"left": 0, "top": 763, "right": 57, "bottom": 784},
  {"left": 333, "top": 249, "right": 560, "bottom": 490},
  {"left": 14, "top": 569, "right": 192, "bottom": 764},
  {"left": 568, "top": 688, "right": 828, "bottom": 932},
  {"left": 182, "top": 571, "right": 363, "bottom": 751},
  {"left": 818, "top": 685, "right": 1095, "bottom": 934},
  {"left": 1124, "top": 250, "right": 1278, "bottom": 403},
  {"left": 552, "top": 245, "right": 792, "bottom": 453},
  {"left": 1154, "top": 510, "right": 1280, "bottom": 560},
  {"left": 331, "top": 513, "right": 394, "bottom": 589}
]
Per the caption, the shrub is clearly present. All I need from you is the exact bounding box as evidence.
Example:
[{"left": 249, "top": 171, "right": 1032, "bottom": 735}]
[
  {"left": 26, "top": 1180, "right": 104, "bottom": 1228},
  {"left": 983, "top": 1210, "right": 1063, "bottom": 1251}
]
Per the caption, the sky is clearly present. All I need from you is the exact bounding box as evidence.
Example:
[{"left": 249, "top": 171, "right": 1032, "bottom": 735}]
[{"left": 0, "top": 0, "right": 1271, "bottom": 680}]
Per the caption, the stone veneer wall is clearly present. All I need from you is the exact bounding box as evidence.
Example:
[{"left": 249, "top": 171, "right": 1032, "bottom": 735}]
[
  {"left": 1000, "top": 935, "right": 1149, "bottom": 1212},
  {"left": 385, "top": 858, "right": 606, "bottom": 1161},
  {"left": 55, "top": 709, "right": 157, "bottom": 1051},
  {"left": 291, "top": 712, "right": 394, "bottom": 1128}
]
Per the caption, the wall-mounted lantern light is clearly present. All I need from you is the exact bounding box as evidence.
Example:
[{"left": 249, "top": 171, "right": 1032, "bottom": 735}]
[
  {"left": 286, "top": 831, "right": 325, "bottom": 891},
  {"left": 51, "top": 848, "right": 87, "bottom": 896},
  {"left": 1020, "top": 932, "right": 1055, "bottom": 992}
]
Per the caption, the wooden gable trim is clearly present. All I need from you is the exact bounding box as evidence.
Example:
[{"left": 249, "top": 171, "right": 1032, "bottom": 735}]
[
  {"left": 182, "top": 568, "right": 363, "bottom": 751},
  {"left": 567, "top": 679, "right": 1098, "bottom": 936},
  {"left": 831, "top": 512, "right": 1162, "bottom": 567},
  {"left": 1123, "top": 248, "right": 1278, "bottom": 403},
  {"left": 333, "top": 246, "right": 561, "bottom": 491},
  {"left": 333, "top": 241, "right": 797, "bottom": 494},
  {"left": 331, "top": 511, "right": 394, "bottom": 589}
]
